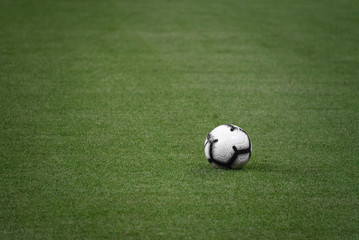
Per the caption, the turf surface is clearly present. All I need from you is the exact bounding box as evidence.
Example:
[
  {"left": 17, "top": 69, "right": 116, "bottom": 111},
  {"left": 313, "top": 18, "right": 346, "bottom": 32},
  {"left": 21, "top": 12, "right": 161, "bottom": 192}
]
[{"left": 1, "top": 0, "right": 358, "bottom": 239}]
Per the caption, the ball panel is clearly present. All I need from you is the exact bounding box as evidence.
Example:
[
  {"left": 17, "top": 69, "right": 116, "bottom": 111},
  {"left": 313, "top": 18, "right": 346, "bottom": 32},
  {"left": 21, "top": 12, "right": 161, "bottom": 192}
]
[
  {"left": 231, "top": 153, "right": 250, "bottom": 169},
  {"left": 212, "top": 142, "right": 231, "bottom": 162},
  {"left": 233, "top": 132, "right": 250, "bottom": 150}
]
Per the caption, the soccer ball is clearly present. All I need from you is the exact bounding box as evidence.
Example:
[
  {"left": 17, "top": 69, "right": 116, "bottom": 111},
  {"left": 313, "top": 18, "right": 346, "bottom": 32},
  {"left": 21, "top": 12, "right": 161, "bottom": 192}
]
[{"left": 204, "top": 124, "right": 252, "bottom": 169}]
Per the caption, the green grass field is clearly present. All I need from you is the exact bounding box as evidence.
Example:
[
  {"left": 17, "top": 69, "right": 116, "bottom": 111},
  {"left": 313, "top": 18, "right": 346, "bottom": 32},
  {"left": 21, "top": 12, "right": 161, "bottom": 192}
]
[{"left": 1, "top": 0, "right": 358, "bottom": 239}]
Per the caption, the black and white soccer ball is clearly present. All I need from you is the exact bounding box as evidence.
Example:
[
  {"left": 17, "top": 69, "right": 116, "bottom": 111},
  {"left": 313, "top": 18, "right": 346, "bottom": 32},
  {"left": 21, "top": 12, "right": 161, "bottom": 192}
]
[{"left": 204, "top": 124, "right": 252, "bottom": 169}]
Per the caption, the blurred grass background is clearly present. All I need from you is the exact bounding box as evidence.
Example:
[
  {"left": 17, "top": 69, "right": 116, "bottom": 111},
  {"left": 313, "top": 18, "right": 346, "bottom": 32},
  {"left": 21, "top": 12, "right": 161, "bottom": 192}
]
[{"left": 1, "top": 0, "right": 358, "bottom": 239}]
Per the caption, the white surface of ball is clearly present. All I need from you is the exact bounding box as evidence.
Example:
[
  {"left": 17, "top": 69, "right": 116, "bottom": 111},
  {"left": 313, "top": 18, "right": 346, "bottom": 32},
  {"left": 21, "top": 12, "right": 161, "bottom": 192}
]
[{"left": 204, "top": 124, "right": 251, "bottom": 169}]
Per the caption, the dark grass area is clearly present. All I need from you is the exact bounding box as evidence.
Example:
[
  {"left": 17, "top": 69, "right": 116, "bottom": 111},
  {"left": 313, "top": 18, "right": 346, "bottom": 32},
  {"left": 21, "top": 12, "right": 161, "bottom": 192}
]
[{"left": 1, "top": 0, "right": 358, "bottom": 239}]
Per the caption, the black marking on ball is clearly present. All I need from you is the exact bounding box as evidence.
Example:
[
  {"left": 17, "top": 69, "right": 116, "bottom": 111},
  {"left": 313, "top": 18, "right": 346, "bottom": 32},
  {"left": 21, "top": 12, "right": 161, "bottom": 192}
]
[
  {"left": 237, "top": 128, "right": 252, "bottom": 159},
  {"left": 226, "top": 146, "right": 251, "bottom": 167},
  {"left": 226, "top": 124, "right": 237, "bottom": 131},
  {"left": 208, "top": 139, "right": 218, "bottom": 161}
]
